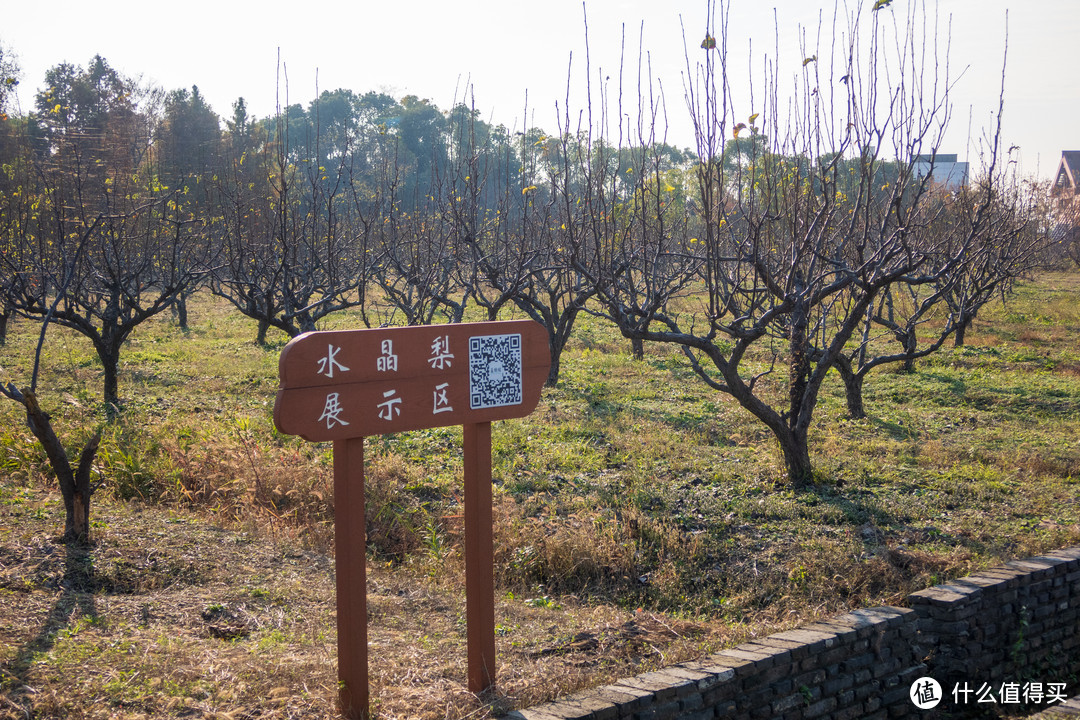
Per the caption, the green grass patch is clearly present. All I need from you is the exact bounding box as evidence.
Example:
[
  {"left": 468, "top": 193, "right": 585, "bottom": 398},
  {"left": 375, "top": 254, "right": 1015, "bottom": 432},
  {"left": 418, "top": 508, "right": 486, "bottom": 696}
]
[{"left": 1, "top": 274, "right": 1080, "bottom": 717}]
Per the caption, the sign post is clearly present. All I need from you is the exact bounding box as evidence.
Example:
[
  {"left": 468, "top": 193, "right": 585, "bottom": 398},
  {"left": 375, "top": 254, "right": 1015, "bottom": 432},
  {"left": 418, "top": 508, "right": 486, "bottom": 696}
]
[
  {"left": 273, "top": 320, "right": 550, "bottom": 719},
  {"left": 333, "top": 436, "right": 368, "bottom": 717},
  {"left": 463, "top": 421, "right": 495, "bottom": 691}
]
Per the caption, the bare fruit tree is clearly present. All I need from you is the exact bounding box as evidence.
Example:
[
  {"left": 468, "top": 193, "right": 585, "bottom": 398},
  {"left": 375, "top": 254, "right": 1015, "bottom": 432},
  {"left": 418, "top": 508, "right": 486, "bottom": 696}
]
[
  {"left": 365, "top": 175, "right": 471, "bottom": 327},
  {"left": 210, "top": 93, "right": 372, "bottom": 344},
  {"left": 8, "top": 57, "right": 206, "bottom": 413},
  {"left": 583, "top": 2, "right": 1022, "bottom": 484},
  {"left": 501, "top": 120, "right": 600, "bottom": 386},
  {"left": 445, "top": 95, "right": 598, "bottom": 385},
  {"left": 832, "top": 166, "right": 1049, "bottom": 418},
  {"left": 0, "top": 56, "right": 209, "bottom": 540},
  {"left": 0, "top": 212, "right": 103, "bottom": 542}
]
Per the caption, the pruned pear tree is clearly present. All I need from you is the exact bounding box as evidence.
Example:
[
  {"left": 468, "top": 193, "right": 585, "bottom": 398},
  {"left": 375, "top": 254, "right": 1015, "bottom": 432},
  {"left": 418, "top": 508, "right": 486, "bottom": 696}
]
[
  {"left": 9, "top": 56, "right": 206, "bottom": 412},
  {"left": 499, "top": 121, "right": 600, "bottom": 386},
  {"left": 582, "top": 2, "right": 1024, "bottom": 484},
  {"left": 0, "top": 56, "right": 208, "bottom": 540},
  {"left": 209, "top": 93, "right": 373, "bottom": 343},
  {"left": 443, "top": 96, "right": 598, "bottom": 385},
  {"left": 0, "top": 218, "right": 103, "bottom": 542},
  {"left": 364, "top": 151, "right": 471, "bottom": 327},
  {"left": 833, "top": 163, "right": 1050, "bottom": 418},
  {"left": 943, "top": 173, "right": 1051, "bottom": 348}
]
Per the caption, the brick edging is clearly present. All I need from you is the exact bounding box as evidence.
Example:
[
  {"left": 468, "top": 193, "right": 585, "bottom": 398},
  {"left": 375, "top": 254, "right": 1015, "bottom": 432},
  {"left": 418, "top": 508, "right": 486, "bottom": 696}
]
[{"left": 502, "top": 547, "right": 1080, "bottom": 720}]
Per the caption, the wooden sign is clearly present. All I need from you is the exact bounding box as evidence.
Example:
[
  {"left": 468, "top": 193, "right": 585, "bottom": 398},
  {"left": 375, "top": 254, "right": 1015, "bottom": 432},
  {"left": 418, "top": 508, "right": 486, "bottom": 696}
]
[
  {"left": 272, "top": 320, "right": 551, "bottom": 720},
  {"left": 274, "top": 321, "right": 550, "bottom": 440}
]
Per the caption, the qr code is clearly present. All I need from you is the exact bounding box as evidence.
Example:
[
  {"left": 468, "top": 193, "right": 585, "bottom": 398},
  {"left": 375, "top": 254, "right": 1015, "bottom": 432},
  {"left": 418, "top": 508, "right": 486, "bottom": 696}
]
[{"left": 469, "top": 333, "right": 523, "bottom": 410}]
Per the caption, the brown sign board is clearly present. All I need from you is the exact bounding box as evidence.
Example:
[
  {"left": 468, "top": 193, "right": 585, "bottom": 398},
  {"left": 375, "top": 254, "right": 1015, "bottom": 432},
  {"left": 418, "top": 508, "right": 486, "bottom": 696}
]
[
  {"left": 272, "top": 319, "right": 550, "bottom": 718},
  {"left": 274, "top": 320, "right": 551, "bottom": 441}
]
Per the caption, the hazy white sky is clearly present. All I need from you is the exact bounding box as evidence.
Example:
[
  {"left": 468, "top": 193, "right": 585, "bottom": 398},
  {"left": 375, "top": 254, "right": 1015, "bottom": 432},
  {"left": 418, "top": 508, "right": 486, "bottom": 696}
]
[{"left": 3, "top": 0, "right": 1077, "bottom": 180}]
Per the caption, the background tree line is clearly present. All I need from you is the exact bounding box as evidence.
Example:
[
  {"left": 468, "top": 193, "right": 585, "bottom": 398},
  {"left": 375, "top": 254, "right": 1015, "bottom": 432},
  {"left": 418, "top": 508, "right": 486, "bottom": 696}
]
[{"left": 0, "top": 5, "right": 1070, "bottom": 540}]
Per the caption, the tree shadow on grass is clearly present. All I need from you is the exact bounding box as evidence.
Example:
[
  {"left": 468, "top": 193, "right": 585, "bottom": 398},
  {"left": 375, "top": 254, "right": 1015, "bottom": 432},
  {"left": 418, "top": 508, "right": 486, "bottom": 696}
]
[
  {"left": 869, "top": 415, "right": 921, "bottom": 442},
  {"left": 921, "top": 371, "right": 970, "bottom": 399},
  {"left": 1, "top": 540, "right": 98, "bottom": 716}
]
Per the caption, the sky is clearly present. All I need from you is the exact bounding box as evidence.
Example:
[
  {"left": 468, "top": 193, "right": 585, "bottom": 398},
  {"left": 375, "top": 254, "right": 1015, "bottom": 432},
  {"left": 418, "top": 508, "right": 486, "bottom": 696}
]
[{"left": 3, "top": 0, "right": 1077, "bottom": 181}]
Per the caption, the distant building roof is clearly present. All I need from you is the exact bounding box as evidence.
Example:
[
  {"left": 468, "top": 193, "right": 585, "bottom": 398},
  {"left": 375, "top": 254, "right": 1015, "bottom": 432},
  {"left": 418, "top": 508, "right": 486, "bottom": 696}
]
[
  {"left": 1052, "top": 151, "right": 1080, "bottom": 196},
  {"left": 916, "top": 154, "right": 958, "bottom": 164},
  {"left": 914, "top": 154, "right": 968, "bottom": 189}
]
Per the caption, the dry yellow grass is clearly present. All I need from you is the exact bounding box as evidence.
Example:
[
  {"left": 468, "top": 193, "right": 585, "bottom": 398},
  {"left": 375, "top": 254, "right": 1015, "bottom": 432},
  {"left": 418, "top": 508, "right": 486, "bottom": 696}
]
[
  {"left": 0, "top": 484, "right": 742, "bottom": 720},
  {"left": 2, "top": 274, "right": 1080, "bottom": 717}
]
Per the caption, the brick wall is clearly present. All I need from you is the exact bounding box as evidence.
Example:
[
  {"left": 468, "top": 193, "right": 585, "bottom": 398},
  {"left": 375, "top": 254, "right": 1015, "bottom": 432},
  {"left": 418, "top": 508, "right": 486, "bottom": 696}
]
[
  {"left": 907, "top": 547, "right": 1080, "bottom": 702},
  {"left": 502, "top": 547, "right": 1080, "bottom": 720},
  {"left": 504, "top": 607, "right": 926, "bottom": 720}
]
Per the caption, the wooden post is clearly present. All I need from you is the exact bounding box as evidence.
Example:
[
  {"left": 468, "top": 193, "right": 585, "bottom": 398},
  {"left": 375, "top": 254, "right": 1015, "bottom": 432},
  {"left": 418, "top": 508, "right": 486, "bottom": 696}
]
[
  {"left": 334, "top": 437, "right": 368, "bottom": 719},
  {"left": 274, "top": 321, "right": 551, "bottom": 714},
  {"left": 463, "top": 421, "right": 496, "bottom": 693}
]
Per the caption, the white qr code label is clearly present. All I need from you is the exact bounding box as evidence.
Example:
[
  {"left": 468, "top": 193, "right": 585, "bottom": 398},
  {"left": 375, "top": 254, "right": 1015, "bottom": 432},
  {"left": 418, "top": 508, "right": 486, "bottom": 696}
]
[{"left": 469, "top": 333, "right": 523, "bottom": 410}]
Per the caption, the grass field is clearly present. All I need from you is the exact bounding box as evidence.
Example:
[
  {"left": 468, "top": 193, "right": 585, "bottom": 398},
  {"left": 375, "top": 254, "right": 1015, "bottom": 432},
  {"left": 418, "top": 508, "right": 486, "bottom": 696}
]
[{"left": 1, "top": 272, "right": 1079, "bottom": 719}]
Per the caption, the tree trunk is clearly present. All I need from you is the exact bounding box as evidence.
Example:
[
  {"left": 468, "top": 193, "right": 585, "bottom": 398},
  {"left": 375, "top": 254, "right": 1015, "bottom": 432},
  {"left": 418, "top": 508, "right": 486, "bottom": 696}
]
[
  {"left": 0, "top": 306, "right": 10, "bottom": 346},
  {"left": 297, "top": 313, "right": 318, "bottom": 335},
  {"left": 776, "top": 425, "right": 814, "bottom": 487},
  {"left": 834, "top": 357, "right": 867, "bottom": 420},
  {"left": 96, "top": 343, "right": 122, "bottom": 415},
  {"left": 546, "top": 340, "right": 562, "bottom": 387},
  {"left": 901, "top": 329, "right": 918, "bottom": 372},
  {"left": 726, "top": 364, "right": 817, "bottom": 486},
  {"left": 103, "top": 364, "right": 119, "bottom": 414},
  {"left": 20, "top": 390, "right": 101, "bottom": 543},
  {"left": 954, "top": 312, "right": 974, "bottom": 347},
  {"left": 631, "top": 336, "right": 645, "bottom": 361},
  {"left": 545, "top": 307, "right": 582, "bottom": 387},
  {"left": 173, "top": 292, "right": 189, "bottom": 331},
  {"left": 256, "top": 318, "right": 270, "bottom": 345},
  {"left": 789, "top": 298, "right": 810, "bottom": 420}
]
